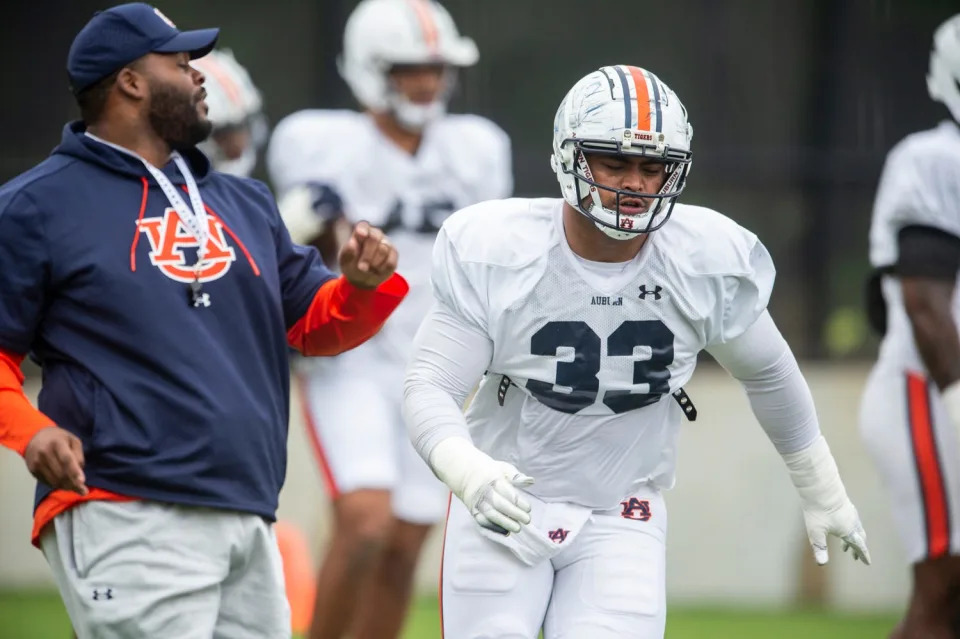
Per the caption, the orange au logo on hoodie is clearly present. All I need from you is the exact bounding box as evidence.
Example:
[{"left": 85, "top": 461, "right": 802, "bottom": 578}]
[{"left": 138, "top": 207, "right": 237, "bottom": 283}]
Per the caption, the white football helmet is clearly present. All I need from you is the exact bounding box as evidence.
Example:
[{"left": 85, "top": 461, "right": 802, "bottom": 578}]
[
  {"left": 928, "top": 13, "right": 960, "bottom": 123},
  {"left": 551, "top": 65, "right": 693, "bottom": 240},
  {"left": 339, "top": 0, "right": 478, "bottom": 131},
  {"left": 192, "top": 49, "right": 266, "bottom": 177}
]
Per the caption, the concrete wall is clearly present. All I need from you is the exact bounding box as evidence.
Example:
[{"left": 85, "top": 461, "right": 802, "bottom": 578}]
[{"left": 0, "top": 364, "right": 909, "bottom": 613}]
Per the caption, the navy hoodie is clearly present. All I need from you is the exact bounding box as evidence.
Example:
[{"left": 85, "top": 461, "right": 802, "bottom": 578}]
[{"left": 0, "top": 122, "right": 335, "bottom": 519}]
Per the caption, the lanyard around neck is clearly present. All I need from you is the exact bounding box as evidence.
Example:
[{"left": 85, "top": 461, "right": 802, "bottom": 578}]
[
  {"left": 83, "top": 133, "right": 209, "bottom": 277},
  {"left": 140, "top": 154, "right": 209, "bottom": 274}
]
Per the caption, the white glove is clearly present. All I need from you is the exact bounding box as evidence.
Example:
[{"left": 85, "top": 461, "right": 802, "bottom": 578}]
[
  {"left": 428, "top": 437, "right": 534, "bottom": 534},
  {"left": 782, "top": 435, "right": 871, "bottom": 566}
]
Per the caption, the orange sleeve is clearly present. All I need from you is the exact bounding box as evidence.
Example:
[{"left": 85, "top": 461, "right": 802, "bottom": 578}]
[
  {"left": 0, "top": 349, "right": 55, "bottom": 456},
  {"left": 0, "top": 350, "right": 135, "bottom": 548},
  {"left": 287, "top": 273, "right": 409, "bottom": 357}
]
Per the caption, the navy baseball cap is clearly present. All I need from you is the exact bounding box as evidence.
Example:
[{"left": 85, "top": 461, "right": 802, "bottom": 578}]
[{"left": 68, "top": 3, "right": 220, "bottom": 93}]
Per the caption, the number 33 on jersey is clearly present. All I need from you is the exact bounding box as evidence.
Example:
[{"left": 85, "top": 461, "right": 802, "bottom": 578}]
[
  {"left": 431, "top": 198, "right": 774, "bottom": 505},
  {"left": 435, "top": 198, "right": 774, "bottom": 417}
]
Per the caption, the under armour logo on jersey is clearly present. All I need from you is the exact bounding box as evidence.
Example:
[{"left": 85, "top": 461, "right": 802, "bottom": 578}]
[
  {"left": 138, "top": 207, "right": 237, "bottom": 283},
  {"left": 92, "top": 588, "right": 113, "bottom": 601},
  {"left": 620, "top": 497, "right": 652, "bottom": 521},
  {"left": 548, "top": 528, "right": 570, "bottom": 543},
  {"left": 638, "top": 285, "right": 663, "bottom": 300}
]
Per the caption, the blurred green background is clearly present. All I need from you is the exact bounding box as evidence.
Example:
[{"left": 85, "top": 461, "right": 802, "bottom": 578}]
[{"left": 0, "top": 591, "right": 899, "bottom": 639}]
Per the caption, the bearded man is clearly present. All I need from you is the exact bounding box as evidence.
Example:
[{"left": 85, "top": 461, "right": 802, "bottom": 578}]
[{"left": 0, "top": 4, "right": 407, "bottom": 638}]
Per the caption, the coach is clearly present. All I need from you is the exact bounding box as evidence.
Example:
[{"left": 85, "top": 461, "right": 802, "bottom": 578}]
[{"left": 0, "top": 4, "right": 405, "bottom": 638}]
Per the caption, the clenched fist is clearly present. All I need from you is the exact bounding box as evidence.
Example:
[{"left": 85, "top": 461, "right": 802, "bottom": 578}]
[
  {"left": 24, "top": 426, "right": 88, "bottom": 495},
  {"left": 338, "top": 221, "right": 398, "bottom": 289}
]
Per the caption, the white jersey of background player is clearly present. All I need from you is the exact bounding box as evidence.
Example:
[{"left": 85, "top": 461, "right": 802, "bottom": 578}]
[
  {"left": 860, "top": 14, "right": 960, "bottom": 638},
  {"left": 266, "top": 1, "right": 511, "bottom": 638},
  {"left": 404, "top": 65, "right": 871, "bottom": 639},
  {"left": 191, "top": 49, "right": 266, "bottom": 177}
]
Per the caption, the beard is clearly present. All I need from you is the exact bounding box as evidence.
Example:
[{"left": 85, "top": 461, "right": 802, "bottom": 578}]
[{"left": 148, "top": 80, "right": 212, "bottom": 151}]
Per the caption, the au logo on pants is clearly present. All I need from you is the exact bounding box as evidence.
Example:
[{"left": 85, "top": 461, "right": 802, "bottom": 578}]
[{"left": 620, "top": 497, "right": 652, "bottom": 521}]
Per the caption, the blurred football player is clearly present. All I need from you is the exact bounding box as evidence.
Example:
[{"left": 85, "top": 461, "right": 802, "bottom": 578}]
[
  {"left": 860, "top": 13, "right": 960, "bottom": 639},
  {"left": 192, "top": 48, "right": 266, "bottom": 177},
  {"left": 266, "top": 1, "right": 512, "bottom": 637},
  {"left": 404, "top": 65, "right": 871, "bottom": 638}
]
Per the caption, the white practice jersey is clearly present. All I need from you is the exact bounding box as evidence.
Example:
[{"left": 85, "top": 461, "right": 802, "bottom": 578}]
[
  {"left": 268, "top": 109, "right": 512, "bottom": 363},
  {"left": 433, "top": 198, "right": 775, "bottom": 508},
  {"left": 869, "top": 120, "right": 960, "bottom": 370}
]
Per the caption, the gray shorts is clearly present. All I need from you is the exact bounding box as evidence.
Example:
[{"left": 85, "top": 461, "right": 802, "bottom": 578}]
[{"left": 40, "top": 499, "right": 291, "bottom": 639}]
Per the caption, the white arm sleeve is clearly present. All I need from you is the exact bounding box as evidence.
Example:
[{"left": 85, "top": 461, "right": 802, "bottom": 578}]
[
  {"left": 403, "top": 301, "right": 493, "bottom": 463},
  {"left": 706, "top": 310, "right": 820, "bottom": 455}
]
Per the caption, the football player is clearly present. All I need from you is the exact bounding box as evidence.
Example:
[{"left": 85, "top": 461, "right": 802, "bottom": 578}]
[
  {"left": 266, "top": 1, "right": 512, "bottom": 637},
  {"left": 860, "top": 13, "right": 960, "bottom": 638},
  {"left": 404, "top": 65, "right": 871, "bottom": 638},
  {"left": 191, "top": 48, "right": 266, "bottom": 177}
]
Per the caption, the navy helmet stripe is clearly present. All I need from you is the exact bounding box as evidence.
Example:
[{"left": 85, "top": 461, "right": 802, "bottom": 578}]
[
  {"left": 612, "top": 65, "right": 632, "bottom": 128},
  {"left": 647, "top": 72, "right": 663, "bottom": 132}
]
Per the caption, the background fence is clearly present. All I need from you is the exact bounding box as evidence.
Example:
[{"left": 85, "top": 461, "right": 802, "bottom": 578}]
[
  {"left": 3, "top": 0, "right": 958, "bottom": 355},
  {"left": 2, "top": 0, "right": 958, "bottom": 616}
]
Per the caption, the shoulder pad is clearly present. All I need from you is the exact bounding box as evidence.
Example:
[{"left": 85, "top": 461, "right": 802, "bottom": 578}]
[
  {"left": 434, "top": 114, "right": 510, "bottom": 156},
  {"left": 441, "top": 198, "right": 558, "bottom": 269},
  {"left": 657, "top": 204, "right": 762, "bottom": 277}
]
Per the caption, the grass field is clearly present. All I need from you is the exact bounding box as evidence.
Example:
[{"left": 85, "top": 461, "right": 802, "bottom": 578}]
[{"left": 0, "top": 590, "right": 898, "bottom": 638}]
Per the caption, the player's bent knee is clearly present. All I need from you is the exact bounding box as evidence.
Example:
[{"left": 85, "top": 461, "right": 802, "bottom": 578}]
[
  {"left": 379, "top": 542, "right": 421, "bottom": 579},
  {"left": 333, "top": 490, "right": 396, "bottom": 546},
  {"left": 375, "top": 531, "right": 428, "bottom": 589},
  {"left": 386, "top": 521, "right": 432, "bottom": 560},
  {"left": 343, "top": 515, "right": 395, "bottom": 548}
]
